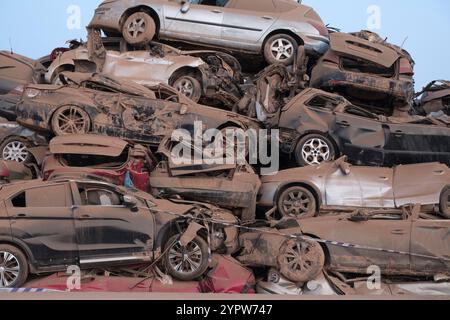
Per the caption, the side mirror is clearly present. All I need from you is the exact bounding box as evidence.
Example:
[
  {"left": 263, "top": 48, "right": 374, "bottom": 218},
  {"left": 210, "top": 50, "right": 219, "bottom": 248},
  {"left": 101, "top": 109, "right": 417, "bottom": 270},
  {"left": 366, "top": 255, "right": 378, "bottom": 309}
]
[
  {"left": 339, "top": 161, "right": 351, "bottom": 175},
  {"left": 181, "top": 2, "right": 191, "bottom": 13},
  {"left": 123, "top": 195, "right": 139, "bottom": 212}
]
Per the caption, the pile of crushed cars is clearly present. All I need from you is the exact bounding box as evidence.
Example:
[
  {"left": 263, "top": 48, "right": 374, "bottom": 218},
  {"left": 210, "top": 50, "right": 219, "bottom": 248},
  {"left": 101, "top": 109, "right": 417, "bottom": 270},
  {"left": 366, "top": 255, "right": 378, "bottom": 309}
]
[{"left": 0, "top": 0, "right": 449, "bottom": 296}]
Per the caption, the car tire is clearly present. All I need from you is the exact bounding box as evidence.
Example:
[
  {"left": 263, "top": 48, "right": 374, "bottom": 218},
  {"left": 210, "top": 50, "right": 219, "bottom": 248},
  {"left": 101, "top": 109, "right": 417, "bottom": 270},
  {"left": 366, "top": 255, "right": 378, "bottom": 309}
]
[
  {"left": 172, "top": 76, "right": 202, "bottom": 103},
  {"left": 0, "top": 137, "right": 31, "bottom": 163},
  {"left": 122, "top": 12, "right": 156, "bottom": 46},
  {"left": 264, "top": 34, "right": 298, "bottom": 65},
  {"left": 277, "top": 186, "right": 317, "bottom": 219},
  {"left": 164, "top": 234, "right": 209, "bottom": 281},
  {"left": 277, "top": 239, "right": 325, "bottom": 283},
  {"left": 439, "top": 187, "right": 450, "bottom": 219},
  {"left": 51, "top": 105, "right": 91, "bottom": 136},
  {"left": 295, "top": 134, "right": 336, "bottom": 167},
  {"left": 0, "top": 245, "right": 29, "bottom": 288}
]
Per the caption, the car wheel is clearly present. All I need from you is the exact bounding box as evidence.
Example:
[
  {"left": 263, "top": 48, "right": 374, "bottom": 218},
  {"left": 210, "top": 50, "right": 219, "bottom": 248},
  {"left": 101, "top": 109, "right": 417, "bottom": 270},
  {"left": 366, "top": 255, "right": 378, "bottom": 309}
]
[
  {"left": 277, "top": 239, "right": 325, "bottom": 283},
  {"left": 51, "top": 105, "right": 91, "bottom": 136},
  {"left": 295, "top": 134, "right": 336, "bottom": 167},
  {"left": 277, "top": 186, "right": 317, "bottom": 219},
  {"left": 439, "top": 187, "right": 450, "bottom": 219},
  {"left": 164, "top": 234, "right": 209, "bottom": 281},
  {"left": 0, "top": 245, "right": 29, "bottom": 288},
  {"left": 122, "top": 12, "right": 156, "bottom": 46},
  {"left": 0, "top": 137, "right": 31, "bottom": 163},
  {"left": 172, "top": 76, "right": 202, "bottom": 103},
  {"left": 264, "top": 34, "right": 297, "bottom": 65}
]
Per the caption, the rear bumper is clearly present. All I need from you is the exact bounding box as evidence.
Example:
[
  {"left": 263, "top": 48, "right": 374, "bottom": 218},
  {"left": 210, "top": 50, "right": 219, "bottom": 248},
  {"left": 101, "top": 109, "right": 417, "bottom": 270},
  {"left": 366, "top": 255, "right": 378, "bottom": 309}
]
[
  {"left": 88, "top": 4, "right": 124, "bottom": 31},
  {"left": 311, "top": 62, "right": 414, "bottom": 101}
]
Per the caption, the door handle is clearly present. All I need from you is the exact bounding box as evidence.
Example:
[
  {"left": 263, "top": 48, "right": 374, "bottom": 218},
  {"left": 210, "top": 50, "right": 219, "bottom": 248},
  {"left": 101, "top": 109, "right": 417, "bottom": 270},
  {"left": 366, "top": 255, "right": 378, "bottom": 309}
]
[
  {"left": 14, "top": 214, "right": 27, "bottom": 219},
  {"left": 337, "top": 121, "right": 350, "bottom": 127},
  {"left": 379, "top": 176, "right": 389, "bottom": 181},
  {"left": 80, "top": 214, "right": 91, "bottom": 219},
  {"left": 262, "top": 16, "right": 274, "bottom": 20},
  {"left": 211, "top": 9, "right": 222, "bottom": 13},
  {"left": 433, "top": 170, "right": 445, "bottom": 175},
  {"left": 394, "top": 130, "right": 404, "bottom": 138},
  {"left": 391, "top": 229, "right": 406, "bottom": 235}
]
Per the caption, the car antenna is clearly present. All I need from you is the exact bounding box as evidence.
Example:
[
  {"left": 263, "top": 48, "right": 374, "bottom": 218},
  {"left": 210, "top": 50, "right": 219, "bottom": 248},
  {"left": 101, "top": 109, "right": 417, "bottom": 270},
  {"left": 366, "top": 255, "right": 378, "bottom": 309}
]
[
  {"left": 9, "top": 37, "right": 14, "bottom": 54},
  {"left": 401, "top": 36, "right": 409, "bottom": 49}
]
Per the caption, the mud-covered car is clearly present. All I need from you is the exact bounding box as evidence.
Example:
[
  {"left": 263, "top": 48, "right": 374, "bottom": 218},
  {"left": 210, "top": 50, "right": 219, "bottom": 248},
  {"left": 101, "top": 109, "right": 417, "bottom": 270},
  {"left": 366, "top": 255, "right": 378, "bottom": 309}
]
[
  {"left": 238, "top": 205, "right": 450, "bottom": 283},
  {"left": 89, "top": 0, "right": 329, "bottom": 65},
  {"left": 0, "top": 51, "right": 46, "bottom": 121},
  {"left": 15, "top": 72, "right": 260, "bottom": 146},
  {"left": 275, "top": 88, "right": 450, "bottom": 167},
  {"left": 259, "top": 156, "right": 450, "bottom": 219},
  {"left": 415, "top": 80, "right": 450, "bottom": 116},
  {"left": 0, "top": 178, "right": 239, "bottom": 288},
  {"left": 0, "top": 118, "right": 48, "bottom": 163},
  {"left": 150, "top": 138, "right": 261, "bottom": 222},
  {"left": 46, "top": 30, "right": 242, "bottom": 107},
  {"left": 310, "top": 31, "right": 415, "bottom": 116},
  {"left": 0, "top": 160, "right": 39, "bottom": 185},
  {"left": 41, "top": 134, "right": 155, "bottom": 191}
]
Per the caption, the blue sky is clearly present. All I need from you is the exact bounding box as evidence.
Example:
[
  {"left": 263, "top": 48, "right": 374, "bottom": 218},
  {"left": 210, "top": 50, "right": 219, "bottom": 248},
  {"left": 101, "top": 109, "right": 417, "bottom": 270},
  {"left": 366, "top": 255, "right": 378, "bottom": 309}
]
[{"left": 0, "top": 0, "right": 449, "bottom": 89}]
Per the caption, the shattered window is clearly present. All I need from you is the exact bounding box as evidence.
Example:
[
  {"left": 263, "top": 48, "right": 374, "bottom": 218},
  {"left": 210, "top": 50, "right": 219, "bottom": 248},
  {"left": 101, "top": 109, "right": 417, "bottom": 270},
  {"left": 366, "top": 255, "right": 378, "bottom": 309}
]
[
  {"left": 60, "top": 148, "right": 129, "bottom": 168},
  {"left": 341, "top": 57, "right": 396, "bottom": 78},
  {"left": 78, "top": 186, "right": 123, "bottom": 206},
  {"left": 307, "top": 95, "right": 340, "bottom": 110}
]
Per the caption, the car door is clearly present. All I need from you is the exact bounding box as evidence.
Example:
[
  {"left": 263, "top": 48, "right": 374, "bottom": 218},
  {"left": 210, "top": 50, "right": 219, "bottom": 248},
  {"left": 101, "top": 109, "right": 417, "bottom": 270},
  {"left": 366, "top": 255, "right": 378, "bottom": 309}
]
[
  {"left": 385, "top": 122, "right": 450, "bottom": 166},
  {"left": 311, "top": 214, "right": 412, "bottom": 273},
  {"left": 221, "top": 0, "right": 278, "bottom": 48},
  {"left": 410, "top": 216, "right": 450, "bottom": 275},
  {"left": 5, "top": 183, "right": 78, "bottom": 268},
  {"left": 70, "top": 182, "right": 155, "bottom": 267},
  {"left": 352, "top": 166, "right": 396, "bottom": 208},
  {"left": 323, "top": 164, "right": 363, "bottom": 207},
  {"left": 164, "top": 0, "right": 227, "bottom": 45},
  {"left": 333, "top": 105, "right": 387, "bottom": 166}
]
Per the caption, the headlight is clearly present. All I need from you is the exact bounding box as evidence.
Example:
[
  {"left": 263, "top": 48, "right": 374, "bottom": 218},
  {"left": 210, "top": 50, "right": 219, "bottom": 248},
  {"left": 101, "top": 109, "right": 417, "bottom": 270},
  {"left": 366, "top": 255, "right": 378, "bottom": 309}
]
[{"left": 25, "top": 88, "right": 41, "bottom": 99}]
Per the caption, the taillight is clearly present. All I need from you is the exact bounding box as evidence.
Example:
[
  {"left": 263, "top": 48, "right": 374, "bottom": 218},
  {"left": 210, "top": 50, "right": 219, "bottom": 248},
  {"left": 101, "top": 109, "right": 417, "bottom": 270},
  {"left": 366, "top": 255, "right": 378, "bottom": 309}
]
[{"left": 399, "top": 58, "right": 414, "bottom": 76}]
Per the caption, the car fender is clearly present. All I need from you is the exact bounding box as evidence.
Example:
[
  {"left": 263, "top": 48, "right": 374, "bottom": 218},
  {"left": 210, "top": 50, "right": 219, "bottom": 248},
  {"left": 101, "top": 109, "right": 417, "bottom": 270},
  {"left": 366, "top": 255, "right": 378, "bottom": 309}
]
[{"left": 274, "top": 180, "right": 323, "bottom": 209}]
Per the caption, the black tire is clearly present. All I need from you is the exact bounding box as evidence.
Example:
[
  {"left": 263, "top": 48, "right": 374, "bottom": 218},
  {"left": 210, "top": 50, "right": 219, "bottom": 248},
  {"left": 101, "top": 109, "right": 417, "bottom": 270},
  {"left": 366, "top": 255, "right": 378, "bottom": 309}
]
[
  {"left": 164, "top": 234, "right": 209, "bottom": 281},
  {"left": 0, "top": 244, "right": 29, "bottom": 288},
  {"left": 122, "top": 12, "right": 156, "bottom": 46},
  {"left": 172, "top": 76, "right": 202, "bottom": 103},
  {"left": 264, "top": 34, "right": 298, "bottom": 65},
  {"left": 439, "top": 187, "right": 450, "bottom": 219},
  {"left": 51, "top": 105, "right": 91, "bottom": 136},
  {"left": 0, "top": 137, "right": 31, "bottom": 163},
  {"left": 277, "top": 239, "right": 325, "bottom": 283},
  {"left": 295, "top": 134, "right": 336, "bottom": 167},
  {"left": 277, "top": 186, "right": 317, "bottom": 219}
]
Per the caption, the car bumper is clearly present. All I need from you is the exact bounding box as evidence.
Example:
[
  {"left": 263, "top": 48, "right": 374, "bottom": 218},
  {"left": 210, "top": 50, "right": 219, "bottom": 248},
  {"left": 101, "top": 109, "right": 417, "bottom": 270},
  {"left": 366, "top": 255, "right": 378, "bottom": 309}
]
[
  {"left": 311, "top": 62, "right": 415, "bottom": 101},
  {"left": 258, "top": 182, "right": 279, "bottom": 207},
  {"left": 302, "top": 34, "right": 330, "bottom": 56},
  {"left": 88, "top": 3, "right": 124, "bottom": 31}
]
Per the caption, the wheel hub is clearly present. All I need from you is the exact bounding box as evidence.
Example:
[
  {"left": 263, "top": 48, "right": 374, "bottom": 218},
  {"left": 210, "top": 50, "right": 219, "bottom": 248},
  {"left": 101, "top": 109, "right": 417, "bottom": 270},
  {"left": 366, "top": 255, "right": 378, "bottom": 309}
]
[{"left": 3, "top": 141, "right": 28, "bottom": 162}]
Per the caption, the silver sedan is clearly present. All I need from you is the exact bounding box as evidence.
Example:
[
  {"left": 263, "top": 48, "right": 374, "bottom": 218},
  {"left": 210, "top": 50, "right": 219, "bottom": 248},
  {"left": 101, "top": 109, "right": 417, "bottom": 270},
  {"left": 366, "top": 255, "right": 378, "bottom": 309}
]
[{"left": 89, "top": 0, "right": 329, "bottom": 65}]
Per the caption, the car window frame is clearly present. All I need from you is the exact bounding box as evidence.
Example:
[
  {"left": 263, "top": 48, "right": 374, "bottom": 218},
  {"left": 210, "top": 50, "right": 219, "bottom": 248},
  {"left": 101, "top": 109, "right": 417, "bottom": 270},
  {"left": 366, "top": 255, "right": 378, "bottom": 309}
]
[
  {"left": 6, "top": 182, "right": 73, "bottom": 209},
  {"left": 72, "top": 181, "right": 127, "bottom": 208}
]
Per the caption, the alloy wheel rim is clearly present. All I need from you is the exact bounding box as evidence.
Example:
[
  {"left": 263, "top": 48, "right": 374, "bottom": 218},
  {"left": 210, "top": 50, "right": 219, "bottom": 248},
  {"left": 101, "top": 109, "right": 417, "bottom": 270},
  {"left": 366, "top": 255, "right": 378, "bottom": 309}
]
[
  {"left": 175, "top": 79, "right": 195, "bottom": 98},
  {"left": 271, "top": 38, "right": 294, "bottom": 61},
  {"left": 2, "top": 141, "right": 28, "bottom": 163},
  {"left": 168, "top": 241, "right": 202, "bottom": 274},
  {"left": 282, "top": 190, "right": 311, "bottom": 217},
  {"left": 55, "top": 107, "right": 88, "bottom": 134},
  {"left": 0, "top": 251, "right": 20, "bottom": 288},
  {"left": 281, "top": 241, "right": 315, "bottom": 275},
  {"left": 127, "top": 18, "right": 146, "bottom": 39},
  {"left": 302, "top": 138, "right": 331, "bottom": 165}
]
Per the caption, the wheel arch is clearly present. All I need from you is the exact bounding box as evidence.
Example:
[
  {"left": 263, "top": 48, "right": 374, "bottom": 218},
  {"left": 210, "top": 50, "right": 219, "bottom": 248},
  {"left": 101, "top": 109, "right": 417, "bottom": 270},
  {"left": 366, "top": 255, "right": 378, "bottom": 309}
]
[
  {"left": 49, "top": 64, "right": 75, "bottom": 83},
  {"left": 169, "top": 67, "right": 204, "bottom": 86},
  {"left": 302, "top": 233, "right": 332, "bottom": 267},
  {"left": 0, "top": 237, "right": 37, "bottom": 273},
  {"left": 262, "top": 29, "right": 305, "bottom": 52},
  {"left": 119, "top": 6, "right": 161, "bottom": 37},
  {"left": 275, "top": 181, "right": 322, "bottom": 212},
  {"left": 292, "top": 130, "right": 341, "bottom": 156}
]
